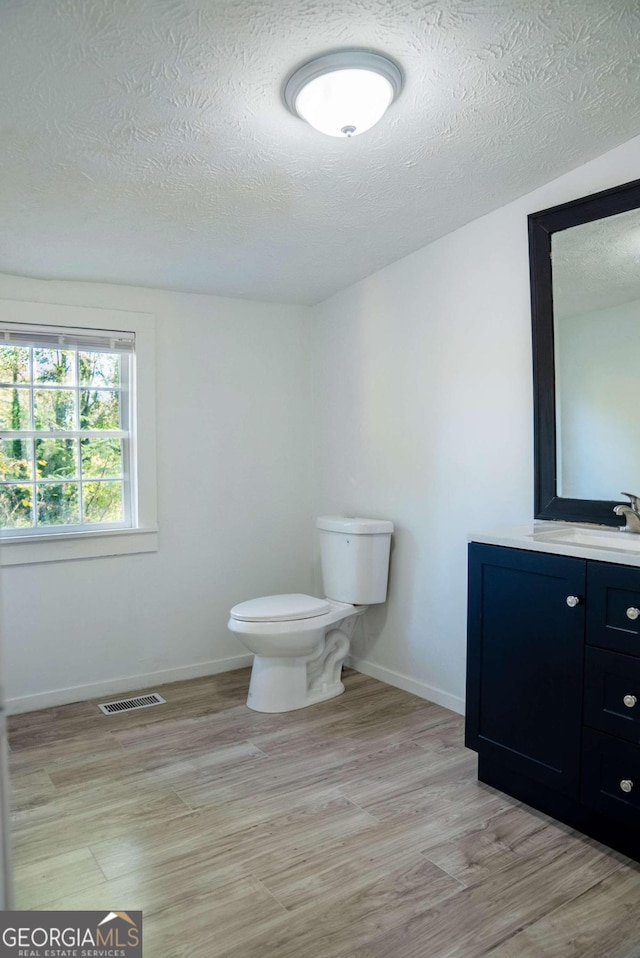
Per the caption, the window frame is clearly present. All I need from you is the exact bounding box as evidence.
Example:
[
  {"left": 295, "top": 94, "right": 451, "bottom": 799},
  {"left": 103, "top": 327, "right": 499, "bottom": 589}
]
[
  {"left": 0, "top": 301, "right": 157, "bottom": 565},
  {"left": 0, "top": 337, "right": 133, "bottom": 535}
]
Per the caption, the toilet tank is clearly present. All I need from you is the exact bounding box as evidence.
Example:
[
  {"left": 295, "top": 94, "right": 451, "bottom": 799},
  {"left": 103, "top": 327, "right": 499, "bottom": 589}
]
[{"left": 317, "top": 516, "right": 393, "bottom": 605}]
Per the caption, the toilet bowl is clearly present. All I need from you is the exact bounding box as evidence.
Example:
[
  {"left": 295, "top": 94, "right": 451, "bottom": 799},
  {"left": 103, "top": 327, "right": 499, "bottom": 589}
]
[
  {"left": 228, "top": 593, "right": 365, "bottom": 712},
  {"left": 228, "top": 517, "right": 393, "bottom": 712}
]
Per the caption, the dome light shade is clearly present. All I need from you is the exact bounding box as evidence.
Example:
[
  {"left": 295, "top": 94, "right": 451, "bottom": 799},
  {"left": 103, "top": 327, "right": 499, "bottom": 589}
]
[{"left": 284, "top": 51, "right": 402, "bottom": 138}]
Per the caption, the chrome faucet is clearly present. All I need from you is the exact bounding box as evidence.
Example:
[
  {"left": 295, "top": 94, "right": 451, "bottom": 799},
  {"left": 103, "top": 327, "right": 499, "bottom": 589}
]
[{"left": 613, "top": 492, "right": 640, "bottom": 533}]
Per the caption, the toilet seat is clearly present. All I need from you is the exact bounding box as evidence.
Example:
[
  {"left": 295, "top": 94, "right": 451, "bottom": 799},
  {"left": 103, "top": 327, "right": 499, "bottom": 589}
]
[{"left": 229, "top": 593, "right": 330, "bottom": 623}]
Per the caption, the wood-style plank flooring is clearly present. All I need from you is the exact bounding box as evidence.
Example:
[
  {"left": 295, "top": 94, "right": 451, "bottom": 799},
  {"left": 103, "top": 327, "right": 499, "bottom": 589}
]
[{"left": 7, "top": 669, "right": 640, "bottom": 957}]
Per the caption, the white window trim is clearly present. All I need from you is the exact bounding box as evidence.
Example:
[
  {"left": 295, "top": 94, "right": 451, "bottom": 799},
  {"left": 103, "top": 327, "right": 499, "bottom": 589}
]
[{"left": 0, "top": 300, "right": 158, "bottom": 566}]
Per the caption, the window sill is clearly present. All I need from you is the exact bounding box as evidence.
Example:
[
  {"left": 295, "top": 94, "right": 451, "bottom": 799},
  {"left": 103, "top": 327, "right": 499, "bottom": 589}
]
[{"left": 0, "top": 527, "right": 158, "bottom": 566}]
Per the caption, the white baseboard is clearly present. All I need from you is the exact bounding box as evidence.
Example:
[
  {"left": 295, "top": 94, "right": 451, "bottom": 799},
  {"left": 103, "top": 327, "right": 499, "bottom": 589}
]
[
  {"left": 6, "top": 655, "right": 254, "bottom": 715},
  {"left": 346, "top": 656, "right": 465, "bottom": 715},
  {"left": 7, "top": 653, "right": 463, "bottom": 717}
]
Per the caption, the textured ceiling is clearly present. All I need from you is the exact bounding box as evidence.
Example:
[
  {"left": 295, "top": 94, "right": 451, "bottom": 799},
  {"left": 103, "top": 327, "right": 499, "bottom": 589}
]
[
  {"left": 553, "top": 208, "right": 640, "bottom": 319},
  {"left": 1, "top": 0, "right": 640, "bottom": 305}
]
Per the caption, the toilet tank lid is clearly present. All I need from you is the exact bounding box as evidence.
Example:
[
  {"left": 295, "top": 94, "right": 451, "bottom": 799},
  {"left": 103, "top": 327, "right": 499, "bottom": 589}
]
[
  {"left": 316, "top": 516, "right": 394, "bottom": 535},
  {"left": 229, "top": 593, "right": 330, "bottom": 623}
]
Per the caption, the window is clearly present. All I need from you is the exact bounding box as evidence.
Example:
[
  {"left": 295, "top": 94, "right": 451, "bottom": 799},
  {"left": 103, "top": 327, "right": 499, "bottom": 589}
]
[
  {"left": 0, "top": 326, "right": 134, "bottom": 535},
  {"left": 0, "top": 300, "right": 157, "bottom": 565}
]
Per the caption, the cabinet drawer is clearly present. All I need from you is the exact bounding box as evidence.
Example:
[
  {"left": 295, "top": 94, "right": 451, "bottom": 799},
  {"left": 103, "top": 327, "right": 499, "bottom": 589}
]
[
  {"left": 587, "top": 562, "right": 640, "bottom": 657},
  {"left": 582, "top": 729, "right": 640, "bottom": 827},
  {"left": 584, "top": 648, "right": 640, "bottom": 744}
]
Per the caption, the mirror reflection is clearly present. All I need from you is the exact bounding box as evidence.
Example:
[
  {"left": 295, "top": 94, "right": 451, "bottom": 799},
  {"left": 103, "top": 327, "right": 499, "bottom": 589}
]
[{"left": 552, "top": 207, "right": 640, "bottom": 501}]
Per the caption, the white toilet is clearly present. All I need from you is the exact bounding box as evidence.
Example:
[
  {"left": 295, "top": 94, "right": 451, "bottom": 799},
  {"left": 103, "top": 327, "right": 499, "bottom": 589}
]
[{"left": 228, "top": 516, "right": 393, "bottom": 712}]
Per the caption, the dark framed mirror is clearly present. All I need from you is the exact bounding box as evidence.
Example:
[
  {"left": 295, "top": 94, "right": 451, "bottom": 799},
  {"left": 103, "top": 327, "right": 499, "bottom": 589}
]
[{"left": 529, "top": 177, "right": 640, "bottom": 526}]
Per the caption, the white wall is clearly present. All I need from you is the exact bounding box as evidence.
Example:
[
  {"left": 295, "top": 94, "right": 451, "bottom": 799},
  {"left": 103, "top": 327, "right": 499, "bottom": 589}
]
[
  {"left": 0, "top": 274, "right": 314, "bottom": 712},
  {"left": 312, "top": 133, "right": 640, "bottom": 714},
  {"left": 556, "top": 298, "right": 640, "bottom": 500},
  {"left": 6, "top": 132, "right": 640, "bottom": 718}
]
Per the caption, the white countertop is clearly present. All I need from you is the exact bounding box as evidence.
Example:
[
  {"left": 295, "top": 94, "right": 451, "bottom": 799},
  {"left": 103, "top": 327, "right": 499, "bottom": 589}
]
[{"left": 469, "top": 520, "right": 640, "bottom": 568}]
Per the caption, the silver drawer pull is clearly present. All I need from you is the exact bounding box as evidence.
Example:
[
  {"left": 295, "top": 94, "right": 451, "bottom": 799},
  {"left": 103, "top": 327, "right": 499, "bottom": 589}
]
[
  {"left": 620, "top": 779, "right": 634, "bottom": 794},
  {"left": 624, "top": 695, "right": 638, "bottom": 708},
  {"left": 626, "top": 607, "right": 640, "bottom": 621},
  {"left": 566, "top": 595, "right": 580, "bottom": 608}
]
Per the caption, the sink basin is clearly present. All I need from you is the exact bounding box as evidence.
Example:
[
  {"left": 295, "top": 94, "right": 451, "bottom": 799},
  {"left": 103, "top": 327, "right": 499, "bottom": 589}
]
[{"left": 532, "top": 526, "right": 640, "bottom": 553}]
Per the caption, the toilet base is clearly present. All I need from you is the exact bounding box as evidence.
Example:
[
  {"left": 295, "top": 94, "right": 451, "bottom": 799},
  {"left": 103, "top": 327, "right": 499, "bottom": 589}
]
[
  {"left": 246, "top": 625, "right": 352, "bottom": 713},
  {"left": 247, "top": 659, "right": 345, "bottom": 712}
]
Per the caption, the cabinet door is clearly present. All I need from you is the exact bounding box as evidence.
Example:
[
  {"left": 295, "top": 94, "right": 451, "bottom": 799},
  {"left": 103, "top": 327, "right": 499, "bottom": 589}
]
[{"left": 466, "top": 544, "right": 585, "bottom": 796}]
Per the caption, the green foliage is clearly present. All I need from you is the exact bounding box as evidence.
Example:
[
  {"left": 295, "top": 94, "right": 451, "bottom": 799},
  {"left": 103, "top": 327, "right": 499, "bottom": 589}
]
[
  {"left": 0, "top": 346, "right": 125, "bottom": 529},
  {"left": 79, "top": 351, "right": 119, "bottom": 387},
  {"left": 81, "top": 438, "right": 121, "bottom": 478},
  {"left": 0, "top": 440, "right": 31, "bottom": 480},
  {"left": 0, "top": 346, "right": 29, "bottom": 384},
  {"left": 34, "top": 348, "right": 75, "bottom": 385},
  {"left": 0, "top": 386, "right": 29, "bottom": 429},
  {"left": 0, "top": 484, "right": 32, "bottom": 528},
  {"left": 37, "top": 483, "right": 79, "bottom": 526},
  {"left": 80, "top": 389, "right": 119, "bottom": 429},
  {"left": 83, "top": 481, "right": 123, "bottom": 523}
]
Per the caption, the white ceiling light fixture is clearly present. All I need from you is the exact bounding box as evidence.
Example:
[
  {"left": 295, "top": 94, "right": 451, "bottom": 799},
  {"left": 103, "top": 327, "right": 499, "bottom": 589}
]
[{"left": 284, "top": 50, "right": 403, "bottom": 138}]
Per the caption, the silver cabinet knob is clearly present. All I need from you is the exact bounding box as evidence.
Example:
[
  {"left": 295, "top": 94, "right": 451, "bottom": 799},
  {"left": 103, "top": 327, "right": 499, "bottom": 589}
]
[
  {"left": 626, "top": 607, "right": 640, "bottom": 621},
  {"left": 620, "top": 779, "right": 634, "bottom": 794},
  {"left": 624, "top": 694, "right": 638, "bottom": 708},
  {"left": 566, "top": 595, "right": 580, "bottom": 608}
]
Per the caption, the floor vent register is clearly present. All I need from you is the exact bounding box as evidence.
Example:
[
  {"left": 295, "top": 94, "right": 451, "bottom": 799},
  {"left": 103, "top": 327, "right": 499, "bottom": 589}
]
[{"left": 98, "top": 693, "right": 166, "bottom": 715}]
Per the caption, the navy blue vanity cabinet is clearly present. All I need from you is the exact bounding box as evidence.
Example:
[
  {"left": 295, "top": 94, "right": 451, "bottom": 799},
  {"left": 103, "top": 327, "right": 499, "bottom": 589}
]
[
  {"left": 466, "top": 543, "right": 586, "bottom": 797},
  {"left": 467, "top": 541, "right": 640, "bottom": 863}
]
